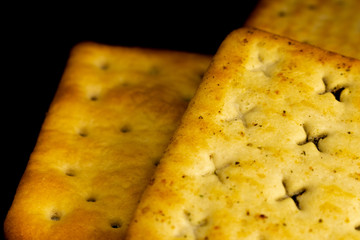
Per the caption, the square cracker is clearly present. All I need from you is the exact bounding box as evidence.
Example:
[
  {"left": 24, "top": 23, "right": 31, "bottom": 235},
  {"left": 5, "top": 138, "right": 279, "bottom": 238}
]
[
  {"left": 4, "top": 42, "right": 212, "bottom": 240},
  {"left": 126, "top": 27, "right": 360, "bottom": 239},
  {"left": 245, "top": 0, "right": 360, "bottom": 59}
]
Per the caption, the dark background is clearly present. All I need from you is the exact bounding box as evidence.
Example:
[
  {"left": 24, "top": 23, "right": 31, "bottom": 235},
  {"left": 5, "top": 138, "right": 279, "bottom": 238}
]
[{"left": 2, "top": 2, "right": 259, "bottom": 238}]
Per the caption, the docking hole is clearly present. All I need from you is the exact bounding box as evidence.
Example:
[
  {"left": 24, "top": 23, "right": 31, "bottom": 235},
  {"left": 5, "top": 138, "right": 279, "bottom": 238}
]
[
  {"left": 297, "top": 124, "right": 327, "bottom": 152},
  {"left": 110, "top": 221, "right": 122, "bottom": 229},
  {"left": 279, "top": 180, "right": 306, "bottom": 210},
  {"left": 321, "top": 77, "right": 346, "bottom": 102},
  {"left": 90, "top": 95, "right": 99, "bottom": 101},
  {"left": 120, "top": 125, "right": 131, "bottom": 133},
  {"left": 50, "top": 212, "right": 61, "bottom": 221},
  {"left": 331, "top": 87, "right": 345, "bottom": 102},
  {"left": 65, "top": 169, "right": 76, "bottom": 177},
  {"left": 100, "top": 62, "right": 109, "bottom": 70},
  {"left": 86, "top": 197, "right": 96, "bottom": 202},
  {"left": 78, "top": 128, "right": 88, "bottom": 137}
]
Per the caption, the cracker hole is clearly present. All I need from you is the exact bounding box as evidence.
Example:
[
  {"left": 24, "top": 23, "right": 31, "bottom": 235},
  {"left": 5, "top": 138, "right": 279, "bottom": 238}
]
[
  {"left": 121, "top": 81, "right": 130, "bottom": 87},
  {"left": 355, "top": 225, "right": 360, "bottom": 231},
  {"left": 149, "top": 66, "right": 160, "bottom": 75},
  {"left": 50, "top": 212, "right": 61, "bottom": 221},
  {"left": 65, "top": 169, "right": 76, "bottom": 177},
  {"left": 153, "top": 158, "right": 161, "bottom": 167},
  {"left": 120, "top": 125, "right": 131, "bottom": 133},
  {"left": 100, "top": 62, "right": 109, "bottom": 70},
  {"left": 321, "top": 77, "right": 346, "bottom": 102},
  {"left": 310, "top": 134, "right": 327, "bottom": 152},
  {"left": 278, "top": 180, "right": 306, "bottom": 210},
  {"left": 278, "top": 11, "right": 286, "bottom": 17},
  {"left": 86, "top": 197, "right": 96, "bottom": 202},
  {"left": 290, "top": 189, "right": 306, "bottom": 210},
  {"left": 183, "top": 95, "right": 192, "bottom": 103},
  {"left": 78, "top": 129, "right": 88, "bottom": 137},
  {"left": 209, "top": 154, "right": 232, "bottom": 184},
  {"left": 199, "top": 72, "right": 205, "bottom": 80},
  {"left": 110, "top": 221, "right": 122, "bottom": 229},
  {"left": 251, "top": 57, "right": 279, "bottom": 78},
  {"left": 89, "top": 95, "right": 99, "bottom": 101},
  {"left": 331, "top": 87, "right": 345, "bottom": 102},
  {"left": 297, "top": 125, "right": 327, "bottom": 152}
]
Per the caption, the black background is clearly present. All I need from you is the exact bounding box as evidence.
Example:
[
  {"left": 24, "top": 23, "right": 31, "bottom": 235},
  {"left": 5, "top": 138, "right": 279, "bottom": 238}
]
[{"left": 2, "top": 2, "right": 260, "bottom": 238}]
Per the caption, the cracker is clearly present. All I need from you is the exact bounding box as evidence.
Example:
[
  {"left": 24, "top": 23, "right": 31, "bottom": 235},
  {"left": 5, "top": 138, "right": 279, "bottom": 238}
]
[
  {"left": 126, "top": 27, "right": 360, "bottom": 239},
  {"left": 4, "top": 42, "right": 212, "bottom": 239},
  {"left": 245, "top": 0, "right": 360, "bottom": 59}
]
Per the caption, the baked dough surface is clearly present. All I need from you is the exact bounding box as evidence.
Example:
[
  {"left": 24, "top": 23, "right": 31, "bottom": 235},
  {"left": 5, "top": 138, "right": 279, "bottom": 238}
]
[
  {"left": 4, "top": 42, "right": 211, "bottom": 240},
  {"left": 126, "top": 27, "right": 360, "bottom": 240},
  {"left": 246, "top": 0, "right": 360, "bottom": 59}
]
